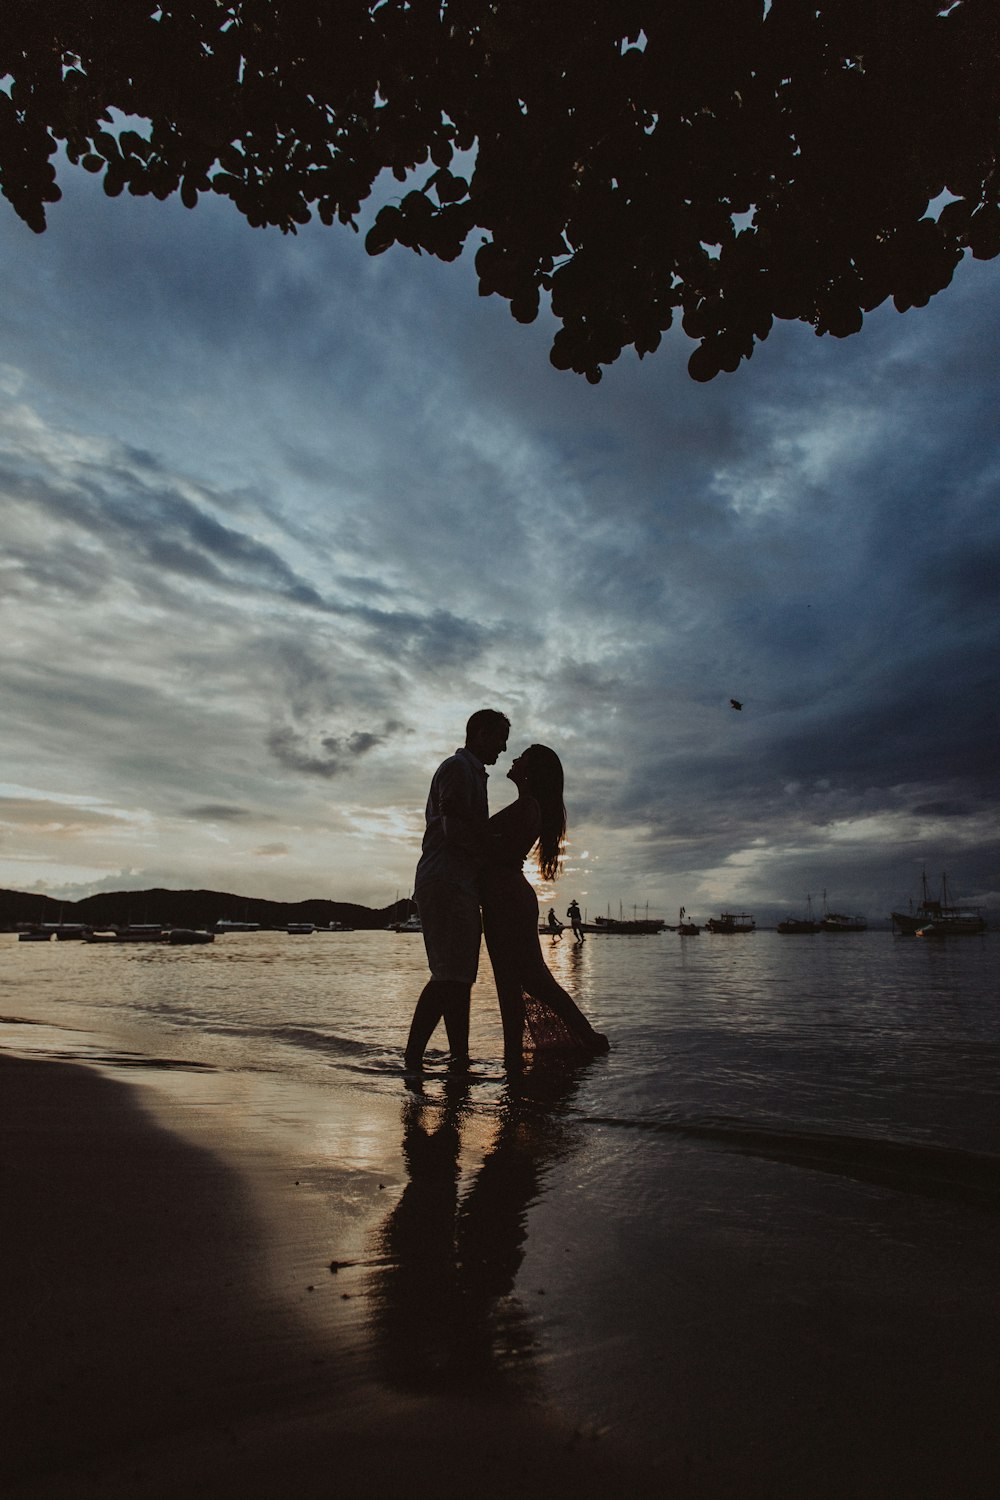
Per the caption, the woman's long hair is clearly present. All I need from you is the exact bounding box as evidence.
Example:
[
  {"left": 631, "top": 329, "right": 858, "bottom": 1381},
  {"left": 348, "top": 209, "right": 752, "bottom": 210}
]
[{"left": 521, "top": 745, "right": 566, "bottom": 881}]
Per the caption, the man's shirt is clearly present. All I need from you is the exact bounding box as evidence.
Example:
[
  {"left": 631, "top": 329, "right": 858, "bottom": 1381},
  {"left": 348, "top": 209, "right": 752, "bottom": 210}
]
[{"left": 414, "top": 747, "right": 489, "bottom": 892}]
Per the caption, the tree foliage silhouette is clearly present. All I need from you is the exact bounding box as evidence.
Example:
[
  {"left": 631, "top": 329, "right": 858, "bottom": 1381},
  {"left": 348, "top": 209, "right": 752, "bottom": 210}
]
[{"left": 3, "top": 1, "right": 998, "bottom": 381}]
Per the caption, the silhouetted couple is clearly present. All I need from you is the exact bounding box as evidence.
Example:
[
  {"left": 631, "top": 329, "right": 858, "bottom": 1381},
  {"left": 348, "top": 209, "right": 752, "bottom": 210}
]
[{"left": 404, "top": 709, "right": 609, "bottom": 1071}]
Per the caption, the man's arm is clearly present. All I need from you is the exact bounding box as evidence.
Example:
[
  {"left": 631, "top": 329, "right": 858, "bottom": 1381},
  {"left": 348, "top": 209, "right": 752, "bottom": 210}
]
[{"left": 436, "top": 759, "right": 490, "bottom": 857}]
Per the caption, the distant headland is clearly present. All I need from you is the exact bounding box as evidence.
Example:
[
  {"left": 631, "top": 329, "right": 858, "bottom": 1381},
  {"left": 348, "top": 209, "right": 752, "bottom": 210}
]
[{"left": 0, "top": 886, "right": 415, "bottom": 933}]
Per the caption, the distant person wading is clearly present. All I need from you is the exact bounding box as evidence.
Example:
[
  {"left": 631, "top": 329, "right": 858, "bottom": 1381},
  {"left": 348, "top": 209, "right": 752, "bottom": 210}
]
[{"left": 566, "top": 899, "right": 585, "bottom": 943}]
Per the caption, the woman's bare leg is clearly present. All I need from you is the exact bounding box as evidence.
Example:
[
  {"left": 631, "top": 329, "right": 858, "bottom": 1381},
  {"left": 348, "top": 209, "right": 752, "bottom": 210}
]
[
  {"left": 483, "top": 917, "right": 526, "bottom": 1069},
  {"left": 497, "top": 981, "right": 526, "bottom": 1069}
]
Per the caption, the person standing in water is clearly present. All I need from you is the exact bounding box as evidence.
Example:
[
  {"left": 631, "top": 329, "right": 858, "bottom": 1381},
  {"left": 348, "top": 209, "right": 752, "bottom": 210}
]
[
  {"left": 566, "top": 898, "right": 585, "bottom": 943},
  {"left": 403, "top": 709, "right": 510, "bottom": 1069},
  {"left": 481, "top": 745, "right": 608, "bottom": 1067}
]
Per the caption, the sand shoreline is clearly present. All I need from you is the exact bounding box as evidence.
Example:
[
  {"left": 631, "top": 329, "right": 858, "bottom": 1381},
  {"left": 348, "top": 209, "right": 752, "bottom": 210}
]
[
  {"left": 0, "top": 1051, "right": 661, "bottom": 1498},
  {"left": 6, "top": 964, "right": 1000, "bottom": 1500},
  {"left": 6, "top": 934, "right": 1000, "bottom": 1498}
]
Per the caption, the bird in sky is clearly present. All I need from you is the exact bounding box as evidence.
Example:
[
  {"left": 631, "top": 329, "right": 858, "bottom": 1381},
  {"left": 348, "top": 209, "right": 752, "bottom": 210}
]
[{"left": 730, "top": 699, "right": 743, "bottom": 711}]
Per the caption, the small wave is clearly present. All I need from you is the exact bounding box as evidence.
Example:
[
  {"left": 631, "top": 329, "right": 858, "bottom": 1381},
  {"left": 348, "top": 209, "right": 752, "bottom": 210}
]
[
  {"left": 581, "top": 1112, "right": 1000, "bottom": 1210},
  {"left": 4, "top": 1041, "right": 215, "bottom": 1073},
  {"left": 188, "top": 1019, "right": 373, "bottom": 1058},
  {"left": 266, "top": 1023, "right": 372, "bottom": 1056},
  {"left": 106, "top": 1053, "right": 216, "bottom": 1072}
]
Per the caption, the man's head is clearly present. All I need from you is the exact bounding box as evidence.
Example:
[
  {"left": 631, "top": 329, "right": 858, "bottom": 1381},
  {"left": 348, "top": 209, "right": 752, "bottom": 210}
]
[{"left": 465, "top": 708, "right": 510, "bottom": 765}]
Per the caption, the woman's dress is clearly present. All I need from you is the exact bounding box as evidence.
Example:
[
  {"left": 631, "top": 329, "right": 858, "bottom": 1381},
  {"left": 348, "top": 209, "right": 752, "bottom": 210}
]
[{"left": 481, "top": 798, "right": 608, "bottom": 1062}]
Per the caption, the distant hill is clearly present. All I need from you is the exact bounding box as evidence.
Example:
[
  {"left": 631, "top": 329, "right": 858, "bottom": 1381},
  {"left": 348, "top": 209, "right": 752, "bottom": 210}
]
[{"left": 0, "top": 886, "right": 415, "bottom": 931}]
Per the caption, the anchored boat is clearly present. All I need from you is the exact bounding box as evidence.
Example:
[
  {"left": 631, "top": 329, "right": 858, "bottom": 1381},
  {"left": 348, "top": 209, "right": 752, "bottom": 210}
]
[
  {"left": 704, "top": 912, "right": 756, "bottom": 934},
  {"left": 590, "top": 915, "right": 665, "bottom": 934},
  {"left": 818, "top": 891, "right": 867, "bottom": 932},
  {"left": 892, "top": 872, "right": 985, "bottom": 936},
  {"left": 777, "top": 895, "right": 818, "bottom": 934}
]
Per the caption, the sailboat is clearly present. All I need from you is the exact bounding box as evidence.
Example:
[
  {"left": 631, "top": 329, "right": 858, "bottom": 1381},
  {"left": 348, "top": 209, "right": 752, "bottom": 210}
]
[
  {"left": 914, "top": 874, "right": 986, "bottom": 936},
  {"left": 591, "top": 901, "right": 665, "bottom": 934},
  {"left": 777, "top": 895, "right": 818, "bottom": 934},
  {"left": 891, "top": 872, "right": 985, "bottom": 936},
  {"left": 819, "top": 890, "right": 867, "bottom": 932}
]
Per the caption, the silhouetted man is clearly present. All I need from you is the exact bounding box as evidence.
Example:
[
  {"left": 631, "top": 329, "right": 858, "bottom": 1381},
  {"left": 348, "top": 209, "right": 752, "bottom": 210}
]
[
  {"left": 404, "top": 708, "right": 510, "bottom": 1068},
  {"left": 566, "top": 899, "right": 584, "bottom": 943}
]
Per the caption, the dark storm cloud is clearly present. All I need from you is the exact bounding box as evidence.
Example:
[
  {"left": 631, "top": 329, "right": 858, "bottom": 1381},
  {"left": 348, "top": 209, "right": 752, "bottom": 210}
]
[
  {"left": 245, "top": 636, "right": 412, "bottom": 746},
  {"left": 604, "top": 666, "right": 999, "bottom": 850},
  {"left": 911, "top": 801, "right": 978, "bottom": 819},
  {"left": 356, "top": 606, "right": 493, "bottom": 670},
  {"left": 0, "top": 442, "right": 331, "bottom": 610},
  {"left": 5, "top": 410, "right": 503, "bottom": 694},
  {"left": 775, "top": 684, "right": 1000, "bottom": 791},
  {"left": 138, "top": 487, "right": 329, "bottom": 606},
  {"left": 922, "top": 539, "right": 1000, "bottom": 621},
  {"left": 344, "top": 731, "right": 384, "bottom": 755},
  {"left": 266, "top": 722, "right": 393, "bottom": 779},
  {"left": 560, "top": 265, "right": 1000, "bottom": 888},
  {"left": 253, "top": 627, "right": 411, "bottom": 780},
  {"left": 185, "top": 805, "right": 258, "bottom": 823}
]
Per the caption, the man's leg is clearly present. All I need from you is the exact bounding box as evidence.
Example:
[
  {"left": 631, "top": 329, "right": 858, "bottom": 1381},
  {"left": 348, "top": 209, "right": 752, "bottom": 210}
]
[
  {"left": 405, "top": 880, "right": 478, "bottom": 1067},
  {"left": 440, "top": 982, "right": 471, "bottom": 1063},
  {"left": 404, "top": 979, "right": 469, "bottom": 1067}
]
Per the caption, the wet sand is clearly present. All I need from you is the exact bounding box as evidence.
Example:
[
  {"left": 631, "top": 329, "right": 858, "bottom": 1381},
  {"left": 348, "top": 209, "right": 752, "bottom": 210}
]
[
  {"left": 4, "top": 1025, "right": 999, "bottom": 1500},
  {"left": 0, "top": 1053, "right": 660, "bottom": 1498},
  {"left": 5, "top": 935, "right": 1000, "bottom": 1498}
]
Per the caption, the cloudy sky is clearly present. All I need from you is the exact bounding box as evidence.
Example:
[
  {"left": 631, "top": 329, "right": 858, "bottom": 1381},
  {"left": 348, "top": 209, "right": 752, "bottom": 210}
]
[{"left": 2, "top": 157, "right": 998, "bottom": 924}]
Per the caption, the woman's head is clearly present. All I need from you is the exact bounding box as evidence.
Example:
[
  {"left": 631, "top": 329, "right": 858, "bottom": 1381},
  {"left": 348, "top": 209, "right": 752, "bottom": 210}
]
[
  {"left": 510, "top": 744, "right": 566, "bottom": 881},
  {"left": 510, "top": 743, "right": 562, "bottom": 796}
]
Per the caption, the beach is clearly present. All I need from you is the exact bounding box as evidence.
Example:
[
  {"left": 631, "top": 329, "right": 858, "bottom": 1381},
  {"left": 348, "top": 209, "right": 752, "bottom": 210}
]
[
  {"left": 1, "top": 1050, "right": 667, "bottom": 1498},
  {"left": 3, "top": 930, "right": 999, "bottom": 1497}
]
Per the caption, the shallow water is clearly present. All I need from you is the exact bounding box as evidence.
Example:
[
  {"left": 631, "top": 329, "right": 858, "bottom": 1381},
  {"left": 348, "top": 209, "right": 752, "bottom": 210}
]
[
  {"left": 6, "top": 927, "right": 996, "bottom": 1161},
  {"left": 3, "top": 928, "right": 999, "bottom": 1494}
]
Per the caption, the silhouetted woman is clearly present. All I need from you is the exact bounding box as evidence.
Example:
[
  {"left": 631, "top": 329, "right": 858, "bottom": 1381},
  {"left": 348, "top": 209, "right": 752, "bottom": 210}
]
[{"left": 482, "top": 745, "right": 609, "bottom": 1068}]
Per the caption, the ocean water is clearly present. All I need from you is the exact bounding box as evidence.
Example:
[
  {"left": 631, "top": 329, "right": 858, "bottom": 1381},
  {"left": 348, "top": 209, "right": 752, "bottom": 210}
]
[
  {"left": 6, "top": 925, "right": 996, "bottom": 1154},
  {"left": 3, "top": 928, "right": 999, "bottom": 1495}
]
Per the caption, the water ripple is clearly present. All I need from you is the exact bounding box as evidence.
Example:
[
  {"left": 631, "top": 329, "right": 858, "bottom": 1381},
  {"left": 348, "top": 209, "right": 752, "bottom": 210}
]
[{"left": 579, "top": 1111, "right": 1000, "bottom": 1209}]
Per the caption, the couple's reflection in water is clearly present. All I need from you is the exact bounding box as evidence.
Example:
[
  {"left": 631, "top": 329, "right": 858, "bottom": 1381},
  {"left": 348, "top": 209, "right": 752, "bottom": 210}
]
[{"left": 365, "top": 1055, "right": 591, "bottom": 1399}]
